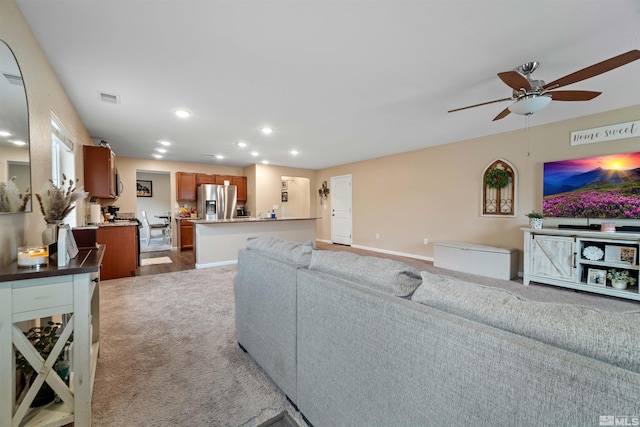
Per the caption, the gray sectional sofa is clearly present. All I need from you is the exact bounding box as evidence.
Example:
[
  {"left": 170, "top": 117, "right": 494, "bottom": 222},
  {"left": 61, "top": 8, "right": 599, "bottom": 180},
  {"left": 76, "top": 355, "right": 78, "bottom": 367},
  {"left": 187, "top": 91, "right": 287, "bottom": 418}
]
[{"left": 234, "top": 237, "right": 640, "bottom": 426}]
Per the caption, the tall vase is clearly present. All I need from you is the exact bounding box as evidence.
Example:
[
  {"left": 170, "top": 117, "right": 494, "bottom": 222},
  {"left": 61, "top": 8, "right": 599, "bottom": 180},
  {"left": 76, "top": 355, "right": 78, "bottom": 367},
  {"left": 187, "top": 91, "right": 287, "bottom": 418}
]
[{"left": 42, "top": 222, "right": 62, "bottom": 246}]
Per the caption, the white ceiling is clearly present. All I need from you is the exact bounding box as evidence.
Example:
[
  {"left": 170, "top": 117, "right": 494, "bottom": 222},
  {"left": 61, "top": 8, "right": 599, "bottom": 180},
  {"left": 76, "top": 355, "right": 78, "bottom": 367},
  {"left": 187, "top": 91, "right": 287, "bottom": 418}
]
[{"left": 15, "top": 0, "right": 640, "bottom": 170}]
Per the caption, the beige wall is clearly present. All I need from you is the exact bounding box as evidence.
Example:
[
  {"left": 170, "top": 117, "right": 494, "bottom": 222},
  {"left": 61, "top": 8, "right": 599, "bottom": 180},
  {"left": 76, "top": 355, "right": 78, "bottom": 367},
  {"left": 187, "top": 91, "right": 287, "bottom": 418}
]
[
  {"left": 316, "top": 105, "right": 640, "bottom": 264},
  {"left": 251, "top": 164, "right": 318, "bottom": 219},
  {"left": 0, "top": 0, "right": 94, "bottom": 266},
  {"left": 2, "top": 0, "right": 638, "bottom": 270}
]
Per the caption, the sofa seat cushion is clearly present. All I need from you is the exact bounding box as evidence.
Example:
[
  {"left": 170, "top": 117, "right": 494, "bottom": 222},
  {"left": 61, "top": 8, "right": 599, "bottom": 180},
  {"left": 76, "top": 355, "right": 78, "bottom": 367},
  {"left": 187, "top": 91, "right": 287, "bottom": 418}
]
[
  {"left": 246, "top": 236, "right": 313, "bottom": 267},
  {"left": 412, "top": 271, "right": 640, "bottom": 373},
  {"left": 309, "top": 250, "right": 421, "bottom": 297}
]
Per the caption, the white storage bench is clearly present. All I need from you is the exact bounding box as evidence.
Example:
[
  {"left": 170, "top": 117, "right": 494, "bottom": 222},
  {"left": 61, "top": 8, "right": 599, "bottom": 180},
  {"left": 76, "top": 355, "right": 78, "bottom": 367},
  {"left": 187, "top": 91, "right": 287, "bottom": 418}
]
[{"left": 433, "top": 241, "right": 519, "bottom": 280}]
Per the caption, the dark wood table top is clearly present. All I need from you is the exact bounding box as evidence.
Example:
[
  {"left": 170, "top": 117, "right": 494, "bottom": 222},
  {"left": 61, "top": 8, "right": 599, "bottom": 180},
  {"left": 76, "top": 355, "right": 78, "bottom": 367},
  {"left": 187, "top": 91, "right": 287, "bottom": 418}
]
[{"left": 0, "top": 245, "right": 105, "bottom": 282}]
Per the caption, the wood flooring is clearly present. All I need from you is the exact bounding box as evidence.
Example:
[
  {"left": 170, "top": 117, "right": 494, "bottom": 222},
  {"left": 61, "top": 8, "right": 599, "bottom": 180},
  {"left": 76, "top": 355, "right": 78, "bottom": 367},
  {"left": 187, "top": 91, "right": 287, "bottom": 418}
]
[{"left": 135, "top": 242, "right": 431, "bottom": 277}]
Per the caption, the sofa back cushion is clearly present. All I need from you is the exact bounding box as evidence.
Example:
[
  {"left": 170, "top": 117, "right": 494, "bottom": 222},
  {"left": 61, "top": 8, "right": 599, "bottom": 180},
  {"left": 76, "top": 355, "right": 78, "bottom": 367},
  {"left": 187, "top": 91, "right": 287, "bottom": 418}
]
[
  {"left": 309, "top": 250, "right": 421, "bottom": 297},
  {"left": 412, "top": 270, "right": 640, "bottom": 373},
  {"left": 246, "top": 236, "right": 313, "bottom": 267}
]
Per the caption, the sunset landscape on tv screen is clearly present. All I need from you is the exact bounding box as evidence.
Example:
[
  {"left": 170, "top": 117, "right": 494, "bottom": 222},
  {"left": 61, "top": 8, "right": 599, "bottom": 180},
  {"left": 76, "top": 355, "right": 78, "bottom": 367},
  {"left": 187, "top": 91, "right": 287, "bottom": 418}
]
[{"left": 543, "top": 152, "right": 640, "bottom": 219}]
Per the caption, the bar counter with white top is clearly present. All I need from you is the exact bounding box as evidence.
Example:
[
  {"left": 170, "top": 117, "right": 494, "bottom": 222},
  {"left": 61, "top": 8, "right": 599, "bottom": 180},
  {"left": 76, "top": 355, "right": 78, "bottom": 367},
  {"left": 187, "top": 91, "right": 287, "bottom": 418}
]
[{"left": 192, "top": 217, "right": 317, "bottom": 268}]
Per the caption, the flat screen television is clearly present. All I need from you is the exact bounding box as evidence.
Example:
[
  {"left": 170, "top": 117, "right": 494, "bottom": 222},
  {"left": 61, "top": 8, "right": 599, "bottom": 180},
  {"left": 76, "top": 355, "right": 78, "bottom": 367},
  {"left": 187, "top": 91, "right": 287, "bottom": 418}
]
[{"left": 543, "top": 151, "right": 640, "bottom": 219}]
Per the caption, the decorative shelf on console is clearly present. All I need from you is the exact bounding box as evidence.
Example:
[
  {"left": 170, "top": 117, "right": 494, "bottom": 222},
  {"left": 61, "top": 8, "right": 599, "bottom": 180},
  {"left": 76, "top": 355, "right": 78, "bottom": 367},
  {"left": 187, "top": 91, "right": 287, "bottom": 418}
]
[{"left": 523, "top": 228, "right": 640, "bottom": 301}]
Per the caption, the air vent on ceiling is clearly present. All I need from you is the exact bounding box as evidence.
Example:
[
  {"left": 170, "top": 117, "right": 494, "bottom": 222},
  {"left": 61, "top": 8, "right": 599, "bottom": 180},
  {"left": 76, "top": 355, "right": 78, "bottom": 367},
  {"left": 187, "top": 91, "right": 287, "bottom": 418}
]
[
  {"left": 3, "top": 72, "right": 23, "bottom": 86},
  {"left": 99, "top": 92, "right": 120, "bottom": 104}
]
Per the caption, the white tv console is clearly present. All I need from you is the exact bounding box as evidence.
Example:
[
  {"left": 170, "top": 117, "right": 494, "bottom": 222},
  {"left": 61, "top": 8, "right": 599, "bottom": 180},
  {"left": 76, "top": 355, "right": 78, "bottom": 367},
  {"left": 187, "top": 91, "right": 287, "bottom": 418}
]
[{"left": 522, "top": 227, "right": 640, "bottom": 301}]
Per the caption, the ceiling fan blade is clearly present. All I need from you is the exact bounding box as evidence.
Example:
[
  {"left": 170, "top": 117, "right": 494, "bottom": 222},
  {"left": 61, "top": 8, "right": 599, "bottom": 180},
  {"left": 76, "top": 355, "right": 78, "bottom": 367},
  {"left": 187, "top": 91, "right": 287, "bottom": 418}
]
[
  {"left": 448, "top": 97, "right": 512, "bottom": 113},
  {"left": 492, "top": 107, "right": 511, "bottom": 121},
  {"left": 497, "top": 71, "right": 531, "bottom": 91},
  {"left": 547, "top": 90, "right": 602, "bottom": 101},
  {"left": 543, "top": 49, "right": 640, "bottom": 90}
]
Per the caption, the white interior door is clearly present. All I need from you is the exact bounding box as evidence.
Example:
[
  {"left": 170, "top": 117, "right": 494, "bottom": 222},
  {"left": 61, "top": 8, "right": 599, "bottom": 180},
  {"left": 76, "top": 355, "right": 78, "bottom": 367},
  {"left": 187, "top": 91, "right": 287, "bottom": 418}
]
[{"left": 330, "top": 174, "right": 352, "bottom": 245}]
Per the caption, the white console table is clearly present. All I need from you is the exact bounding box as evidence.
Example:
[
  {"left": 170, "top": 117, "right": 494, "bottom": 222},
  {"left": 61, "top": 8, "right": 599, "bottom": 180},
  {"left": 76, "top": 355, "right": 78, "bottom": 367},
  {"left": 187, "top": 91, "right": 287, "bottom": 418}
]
[
  {"left": 522, "top": 228, "right": 640, "bottom": 301},
  {"left": 0, "top": 245, "right": 104, "bottom": 427}
]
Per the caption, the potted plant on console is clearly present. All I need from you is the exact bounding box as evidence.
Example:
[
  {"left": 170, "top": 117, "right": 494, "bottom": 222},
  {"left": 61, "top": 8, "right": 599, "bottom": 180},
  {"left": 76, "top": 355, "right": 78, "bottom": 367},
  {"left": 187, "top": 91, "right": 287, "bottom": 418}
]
[
  {"left": 15, "top": 321, "right": 72, "bottom": 407},
  {"left": 606, "top": 269, "right": 637, "bottom": 290},
  {"left": 526, "top": 211, "right": 544, "bottom": 229}
]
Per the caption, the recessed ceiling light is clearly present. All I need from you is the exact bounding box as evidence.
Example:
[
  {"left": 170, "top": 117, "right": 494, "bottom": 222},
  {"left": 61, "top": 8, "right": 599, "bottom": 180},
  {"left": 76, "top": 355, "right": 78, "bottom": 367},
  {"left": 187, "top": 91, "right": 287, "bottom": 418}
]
[
  {"left": 175, "top": 109, "right": 192, "bottom": 118},
  {"left": 237, "top": 141, "right": 247, "bottom": 148},
  {"left": 12, "top": 140, "right": 26, "bottom": 146},
  {"left": 159, "top": 140, "right": 171, "bottom": 146},
  {"left": 290, "top": 150, "right": 299, "bottom": 155},
  {"left": 262, "top": 160, "right": 269, "bottom": 164},
  {"left": 153, "top": 154, "right": 163, "bottom": 159},
  {"left": 261, "top": 127, "right": 273, "bottom": 135},
  {"left": 156, "top": 148, "right": 167, "bottom": 153},
  {"left": 215, "top": 155, "right": 224, "bottom": 160},
  {"left": 251, "top": 151, "right": 259, "bottom": 157},
  {"left": 0, "top": 130, "right": 12, "bottom": 137}
]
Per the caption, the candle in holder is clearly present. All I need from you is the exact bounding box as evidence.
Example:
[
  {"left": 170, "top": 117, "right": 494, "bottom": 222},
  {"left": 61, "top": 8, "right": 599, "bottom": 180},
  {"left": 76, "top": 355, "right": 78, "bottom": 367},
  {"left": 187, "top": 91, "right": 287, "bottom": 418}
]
[{"left": 17, "top": 246, "right": 49, "bottom": 268}]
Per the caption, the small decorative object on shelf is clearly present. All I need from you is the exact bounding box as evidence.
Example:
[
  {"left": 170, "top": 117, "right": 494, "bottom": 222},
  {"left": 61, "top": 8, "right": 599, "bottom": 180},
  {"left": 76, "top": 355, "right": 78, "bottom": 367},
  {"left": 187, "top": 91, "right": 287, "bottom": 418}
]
[
  {"left": 15, "top": 321, "right": 72, "bottom": 407},
  {"left": 583, "top": 246, "right": 604, "bottom": 261},
  {"left": 525, "top": 211, "right": 544, "bottom": 229},
  {"left": 36, "top": 175, "right": 88, "bottom": 224},
  {"left": 36, "top": 175, "right": 87, "bottom": 245},
  {"left": 606, "top": 269, "right": 637, "bottom": 290},
  {"left": 17, "top": 246, "right": 49, "bottom": 268}
]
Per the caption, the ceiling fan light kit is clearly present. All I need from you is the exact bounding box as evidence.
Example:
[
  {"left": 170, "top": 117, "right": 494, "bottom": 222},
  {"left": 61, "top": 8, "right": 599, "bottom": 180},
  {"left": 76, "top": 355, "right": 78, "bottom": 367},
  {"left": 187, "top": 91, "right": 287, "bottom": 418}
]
[
  {"left": 449, "top": 49, "right": 640, "bottom": 121},
  {"left": 508, "top": 95, "right": 552, "bottom": 115}
]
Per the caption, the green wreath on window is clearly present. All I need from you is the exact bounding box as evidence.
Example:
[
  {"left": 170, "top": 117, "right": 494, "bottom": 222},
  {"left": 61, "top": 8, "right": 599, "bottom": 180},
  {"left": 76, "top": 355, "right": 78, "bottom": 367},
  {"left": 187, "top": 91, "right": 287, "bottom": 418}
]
[{"left": 485, "top": 168, "right": 510, "bottom": 189}]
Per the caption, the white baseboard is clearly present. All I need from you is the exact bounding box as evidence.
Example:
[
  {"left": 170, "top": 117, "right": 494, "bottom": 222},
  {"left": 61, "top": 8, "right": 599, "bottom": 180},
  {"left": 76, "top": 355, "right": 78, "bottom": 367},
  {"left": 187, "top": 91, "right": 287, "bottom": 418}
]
[
  {"left": 350, "top": 244, "right": 433, "bottom": 262},
  {"left": 196, "top": 259, "right": 238, "bottom": 269}
]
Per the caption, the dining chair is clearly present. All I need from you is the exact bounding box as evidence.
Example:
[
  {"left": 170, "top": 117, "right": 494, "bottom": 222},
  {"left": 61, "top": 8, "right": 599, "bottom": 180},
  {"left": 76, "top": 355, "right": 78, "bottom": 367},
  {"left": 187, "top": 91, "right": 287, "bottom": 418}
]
[{"left": 141, "top": 210, "right": 170, "bottom": 246}]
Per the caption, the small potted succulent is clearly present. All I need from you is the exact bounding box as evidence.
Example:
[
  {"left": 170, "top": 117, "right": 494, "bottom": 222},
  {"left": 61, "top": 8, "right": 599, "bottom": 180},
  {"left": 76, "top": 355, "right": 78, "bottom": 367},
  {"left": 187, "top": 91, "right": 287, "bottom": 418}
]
[
  {"left": 525, "top": 211, "right": 544, "bottom": 229},
  {"left": 606, "top": 269, "right": 637, "bottom": 290}
]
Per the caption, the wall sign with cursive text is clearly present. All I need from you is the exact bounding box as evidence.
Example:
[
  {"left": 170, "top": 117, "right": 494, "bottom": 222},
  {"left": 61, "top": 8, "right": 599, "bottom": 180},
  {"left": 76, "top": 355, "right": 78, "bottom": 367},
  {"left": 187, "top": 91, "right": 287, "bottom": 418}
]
[{"left": 570, "top": 120, "right": 639, "bottom": 146}]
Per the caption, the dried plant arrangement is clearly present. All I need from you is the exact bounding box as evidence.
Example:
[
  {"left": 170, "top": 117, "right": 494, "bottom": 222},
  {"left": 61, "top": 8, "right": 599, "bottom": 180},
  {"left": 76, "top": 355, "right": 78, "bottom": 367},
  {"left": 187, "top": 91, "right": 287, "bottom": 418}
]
[
  {"left": 0, "top": 176, "right": 30, "bottom": 212},
  {"left": 36, "top": 175, "right": 87, "bottom": 224}
]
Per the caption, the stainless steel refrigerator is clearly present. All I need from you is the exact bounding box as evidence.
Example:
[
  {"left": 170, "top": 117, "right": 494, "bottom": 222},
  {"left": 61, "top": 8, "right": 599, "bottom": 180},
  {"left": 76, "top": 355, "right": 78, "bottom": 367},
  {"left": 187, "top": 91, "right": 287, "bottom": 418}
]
[{"left": 197, "top": 184, "right": 238, "bottom": 220}]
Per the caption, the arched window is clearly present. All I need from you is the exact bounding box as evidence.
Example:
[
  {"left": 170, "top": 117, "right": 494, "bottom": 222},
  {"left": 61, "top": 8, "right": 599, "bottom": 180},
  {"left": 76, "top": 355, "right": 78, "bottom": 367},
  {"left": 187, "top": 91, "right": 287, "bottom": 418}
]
[{"left": 482, "top": 159, "right": 516, "bottom": 216}]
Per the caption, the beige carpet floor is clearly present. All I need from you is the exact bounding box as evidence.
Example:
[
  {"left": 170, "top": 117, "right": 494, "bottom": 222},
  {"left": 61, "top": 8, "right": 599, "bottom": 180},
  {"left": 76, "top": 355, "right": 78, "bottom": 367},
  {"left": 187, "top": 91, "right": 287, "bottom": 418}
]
[{"left": 92, "top": 266, "right": 305, "bottom": 427}]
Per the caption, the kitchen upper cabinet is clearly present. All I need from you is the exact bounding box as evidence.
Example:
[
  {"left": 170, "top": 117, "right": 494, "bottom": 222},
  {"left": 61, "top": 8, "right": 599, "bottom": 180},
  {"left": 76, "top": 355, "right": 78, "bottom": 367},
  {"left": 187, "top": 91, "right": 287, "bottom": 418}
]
[
  {"left": 232, "top": 176, "right": 247, "bottom": 201},
  {"left": 176, "top": 172, "right": 197, "bottom": 201},
  {"left": 196, "top": 173, "right": 217, "bottom": 185},
  {"left": 84, "top": 145, "right": 116, "bottom": 198},
  {"left": 177, "top": 171, "right": 246, "bottom": 201},
  {"left": 215, "top": 175, "right": 233, "bottom": 185}
]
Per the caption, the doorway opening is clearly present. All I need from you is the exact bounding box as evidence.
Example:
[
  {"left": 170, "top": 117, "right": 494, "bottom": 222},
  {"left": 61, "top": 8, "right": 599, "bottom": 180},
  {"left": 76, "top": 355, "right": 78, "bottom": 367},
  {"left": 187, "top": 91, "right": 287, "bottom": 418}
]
[{"left": 136, "top": 170, "right": 172, "bottom": 252}]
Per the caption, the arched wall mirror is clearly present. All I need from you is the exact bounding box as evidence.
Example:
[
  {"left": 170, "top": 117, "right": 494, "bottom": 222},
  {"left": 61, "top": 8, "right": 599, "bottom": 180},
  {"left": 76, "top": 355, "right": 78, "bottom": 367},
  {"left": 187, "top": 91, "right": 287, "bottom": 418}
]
[{"left": 0, "top": 39, "right": 31, "bottom": 213}]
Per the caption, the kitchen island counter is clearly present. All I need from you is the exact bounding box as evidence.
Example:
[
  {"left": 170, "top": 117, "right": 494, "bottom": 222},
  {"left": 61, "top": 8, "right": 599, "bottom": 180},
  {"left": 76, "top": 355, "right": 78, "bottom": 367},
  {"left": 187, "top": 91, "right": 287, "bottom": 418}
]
[{"left": 193, "top": 217, "right": 317, "bottom": 268}]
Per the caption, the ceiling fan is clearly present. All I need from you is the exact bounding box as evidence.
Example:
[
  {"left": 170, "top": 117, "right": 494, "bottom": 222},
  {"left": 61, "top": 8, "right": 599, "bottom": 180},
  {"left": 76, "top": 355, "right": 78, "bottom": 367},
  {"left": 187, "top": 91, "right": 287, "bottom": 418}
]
[{"left": 448, "top": 49, "right": 640, "bottom": 121}]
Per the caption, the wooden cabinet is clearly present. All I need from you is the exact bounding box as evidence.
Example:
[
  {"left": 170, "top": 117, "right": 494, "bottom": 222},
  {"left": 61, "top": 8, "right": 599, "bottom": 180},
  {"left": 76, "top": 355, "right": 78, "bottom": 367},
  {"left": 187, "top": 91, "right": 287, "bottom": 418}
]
[
  {"left": 215, "top": 175, "right": 233, "bottom": 185},
  {"left": 179, "top": 172, "right": 247, "bottom": 201},
  {"left": 196, "top": 173, "right": 217, "bottom": 185},
  {"left": 179, "top": 220, "right": 194, "bottom": 250},
  {"left": 523, "top": 228, "right": 640, "bottom": 301},
  {"left": 232, "top": 175, "right": 247, "bottom": 201},
  {"left": 176, "top": 172, "right": 197, "bottom": 201},
  {"left": 97, "top": 224, "right": 139, "bottom": 280},
  {"left": 84, "top": 145, "right": 116, "bottom": 198}
]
